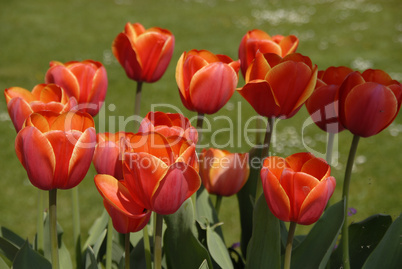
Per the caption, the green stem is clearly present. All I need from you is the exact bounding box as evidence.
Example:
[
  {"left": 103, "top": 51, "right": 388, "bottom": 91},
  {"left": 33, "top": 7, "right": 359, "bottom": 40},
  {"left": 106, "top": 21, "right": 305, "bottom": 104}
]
[
  {"left": 49, "top": 189, "right": 59, "bottom": 269},
  {"left": 154, "top": 214, "right": 163, "bottom": 269},
  {"left": 134, "top": 81, "right": 143, "bottom": 131},
  {"left": 72, "top": 187, "right": 81, "bottom": 266},
  {"left": 255, "top": 116, "right": 263, "bottom": 145},
  {"left": 215, "top": 195, "right": 223, "bottom": 216},
  {"left": 143, "top": 224, "right": 152, "bottom": 269},
  {"left": 326, "top": 132, "right": 335, "bottom": 166},
  {"left": 341, "top": 135, "right": 360, "bottom": 269},
  {"left": 36, "top": 189, "right": 44, "bottom": 253},
  {"left": 125, "top": 233, "right": 130, "bottom": 269},
  {"left": 256, "top": 117, "right": 275, "bottom": 198},
  {"left": 196, "top": 112, "right": 204, "bottom": 147},
  {"left": 284, "top": 222, "right": 297, "bottom": 269},
  {"left": 105, "top": 217, "right": 113, "bottom": 269}
]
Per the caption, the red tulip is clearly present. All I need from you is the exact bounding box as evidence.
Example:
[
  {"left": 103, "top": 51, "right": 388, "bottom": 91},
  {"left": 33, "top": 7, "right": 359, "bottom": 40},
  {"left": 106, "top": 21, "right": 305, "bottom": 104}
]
[
  {"left": 176, "top": 49, "right": 240, "bottom": 114},
  {"left": 122, "top": 132, "right": 200, "bottom": 215},
  {"left": 339, "top": 69, "right": 402, "bottom": 137},
  {"left": 305, "top": 66, "right": 354, "bottom": 133},
  {"left": 199, "top": 148, "right": 249, "bottom": 196},
  {"left": 237, "top": 52, "right": 317, "bottom": 119},
  {"left": 93, "top": 132, "right": 135, "bottom": 180},
  {"left": 4, "top": 84, "right": 78, "bottom": 132},
  {"left": 239, "top": 29, "right": 299, "bottom": 77},
  {"left": 95, "top": 174, "right": 151, "bottom": 234},
  {"left": 15, "top": 111, "right": 96, "bottom": 190},
  {"left": 112, "top": 22, "right": 175, "bottom": 83},
  {"left": 261, "top": 152, "right": 336, "bottom": 225},
  {"left": 138, "top": 111, "right": 198, "bottom": 144},
  {"left": 45, "top": 60, "right": 108, "bottom": 116}
]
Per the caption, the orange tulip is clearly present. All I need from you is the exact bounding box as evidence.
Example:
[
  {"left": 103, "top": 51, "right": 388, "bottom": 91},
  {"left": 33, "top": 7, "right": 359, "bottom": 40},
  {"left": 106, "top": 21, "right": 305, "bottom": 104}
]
[
  {"left": 261, "top": 152, "right": 336, "bottom": 225},
  {"left": 339, "top": 69, "right": 402, "bottom": 137},
  {"left": 176, "top": 49, "right": 240, "bottom": 114},
  {"left": 112, "top": 22, "right": 175, "bottom": 83},
  {"left": 122, "top": 132, "right": 200, "bottom": 215},
  {"left": 199, "top": 148, "right": 249, "bottom": 196},
  {"left": 305, "top": 66, "right": 354, "bottom": 133},
  {"left": 239, "top": 29, "right": 299, "bottom": 77},
  {"left": 92, "top": 132, "right": 135, "bottom": 180},
  {"left": 15, "top": 111, "right": 96, "bottom": 190},
  {"left": 237, "top": 52, "right": 317, "bottom": 119},
  {"left": 95, "top": 174, "right": 151, "bottom": 233},
  {"left": 4, "top": 84, "right": 77, "bottom": 132},
  {"left": 138, "top": 111, "right": 198, "bottom": 144},
  {"left": 45, "top": 59, "right": 108, "bottom": 116}
]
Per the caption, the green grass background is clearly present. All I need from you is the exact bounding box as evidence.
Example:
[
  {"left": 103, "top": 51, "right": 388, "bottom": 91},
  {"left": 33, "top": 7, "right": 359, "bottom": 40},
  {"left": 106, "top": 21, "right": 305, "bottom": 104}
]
[{"left": 1, "top": 0, "right": 401, "bottom": 258}]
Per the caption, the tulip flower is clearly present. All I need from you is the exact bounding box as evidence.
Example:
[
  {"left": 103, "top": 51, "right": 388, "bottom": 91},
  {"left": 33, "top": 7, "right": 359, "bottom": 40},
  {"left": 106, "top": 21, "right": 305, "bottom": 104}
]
[
  {"left": 238, "top": 52, "right": 317, "bottom": 119},
  {"left": 45, "top": 59, "right": 108, "bottom": 116},
  {"left": 93, "top": 132, "right": 135, "bottom": 180},
  {"left": 260, "top": 152, "right": 336, "bottom": 225},
  {"left": 15, "top": 111, "right": 96, "bottom": 190},
  {"left": 305, "top": 66, "right": 354, "bottom": 133},
  {"left": 4, "top": 84, "right": 77, "bottom": 132},
  {"left": 239, "top": 29, "right": 299, "bottom": 77},
  {"left": 112, "top": 22, "right": 175, "bottom": 83},
  {"left": 138, "top": 111, "right": 198, "bottom": 144},
  {"left": 95, "top": 174, "right": 152, "bottom": 233},
  {"left": 338, "top": 69, "right": 402, "bottom": 137},
  {"left": 122, "top": 132, "right": 200, "bottom": 215},
  {"left": 199, "top": 148, "right": 249, "bottom": 197},
  {"left": 176, "top": 49, "right": 240, "bottom": 115}
]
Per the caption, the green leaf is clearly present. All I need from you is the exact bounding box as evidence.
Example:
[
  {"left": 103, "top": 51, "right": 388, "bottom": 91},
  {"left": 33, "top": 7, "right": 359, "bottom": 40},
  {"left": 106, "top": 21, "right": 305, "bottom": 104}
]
[
  {"left": 246, "top": 195, "right": 281, "bottom": 269},
  {"left": 362, "top": 213, "right": 402, "bottom": 269},
  {"left": 0, "top": 255, "right": 9, "bottom": 269},
  {"left": 164, "top": 199, "right": 213, "bottom": 269},
  {"left": 0, "top": 237, "right": 19, "bottom": 263},
  {"left": 92, "top": 229, "right": 106, "bottom": 258},
  {"left": 196, "top": 187, "right": 224, "bottom": 239},
  {"left": 0, "top": 227, "right": 25, "bottom": 249},
  {"left": 330, "top": 213, "right": 393, "bottom": 268},
  {"left": 206, "top": 225, "right": 233, "bottom": 269},
  {"left": 236, "top": 146, "right": 262, "bottom": 258},
  {"left": 82, "top": 209, "right": 109, "bottom": 250},
  {"left": 290, "top": 199, "right": 345, "bottom": 269},
  {"left": 82, "top": 246, "right": 99, "bottom": 269},
  {"left": 12, "top": 240, "right": 51, "bottom": 269},
  {"left": 198, "top": 259, "right": 209, "bottom": 269}
]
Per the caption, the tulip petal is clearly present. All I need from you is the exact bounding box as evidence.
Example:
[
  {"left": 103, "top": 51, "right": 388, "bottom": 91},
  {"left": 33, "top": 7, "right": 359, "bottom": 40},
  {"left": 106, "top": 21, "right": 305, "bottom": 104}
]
[
  {"left": 93, "top": 141, "right": 123, "bottom": 179},
  {"left": 123, "top": 152, "right": 169, "bottom": 210},
  {"left": 246, "top": 52, "right": 272, "bottom": 82},
  {"left": 129, "top": 132, "right": 174, "bottom": 165},
  {"left": 261, "top": 168, "right": 290, "bottom": 222},
  {"left": 45, "top": 65, "right": 81, "bottom": 101},
  {"left": 279, "top": 35, "right": 299, "bottom": 56},
  {"left": 5, "top": 87, "right": 35, "bottom": 103},
  {"left": 321, "top": 66, "right": 354, "bottom": 85},
  {"left": 15, "top": 127, "right": 55, "bottom": 190},
  {"left": 301, "top": 157, "right": 331, "bottom": 180},
  {"left": 112, "top": 33, "right": 142, "bottom": 81},
  {"left": 152, "top": 162, "right": 200, "bottom": 215},
  {"left": 344, "top": 83, "right": 398, "bottom": 137},
  {"left": 188, "top": 62, "right": 238, "bottom": 114},
  {"left": 298, "top": 176, "right": 336, "bottom": 225},
  {"left": 6, "top": 98, "right": 33, "bottom": 132},
  {"left": 285, "top": 152, "right": 314, "bottom": 172},
  {"left": 362, "top": 69, "right": 394, "bottom": 85}
]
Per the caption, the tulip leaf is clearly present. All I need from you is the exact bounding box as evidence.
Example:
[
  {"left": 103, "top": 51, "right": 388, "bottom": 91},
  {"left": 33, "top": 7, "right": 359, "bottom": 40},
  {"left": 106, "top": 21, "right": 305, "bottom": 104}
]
[
  {"left": 82, "top": 209, "right": 109, "bottom": 250},
  {"left": 92, "top": 229, "right": 106, "bottom": 258},
  {"left": 198, "top": 259, "right": 209, "bottom": 269},
  {"left": 329, "top": 213, "right": 392, "bottom": 268},
  {"left": 12, "top": 240, "right": 51, "bottom": 269},
  {"left": 362, "top": 213, "right": 402, "bottom": 269},
  {"left": 245, "top": 194, "right": 281, "bottom": 269},
  {"left": 164, "top": 199, "right": 213, "bottom": 269},
  {"left": 206, "top": 225, "right": 233, "bottom": 269},
  {"left": 290, "top": 199, "right": 345, "bottom": 269},
  {"left": 196, "top": 186, "right": 224, "bottom": 239},
  {"left": 0, "top": 227, "right": 25, "bottom": 249},
  {"left": 82, "top": 246, "right": 99, "bottom": 269},
  {"left": 0, "top": 236, "right": 20, "bottom": 264},
  {"left": 0, "top": 256, "right": 9, "bottom": 269},
  {"left": 236, "top": 146, "right": 262, "bottom": 257}
]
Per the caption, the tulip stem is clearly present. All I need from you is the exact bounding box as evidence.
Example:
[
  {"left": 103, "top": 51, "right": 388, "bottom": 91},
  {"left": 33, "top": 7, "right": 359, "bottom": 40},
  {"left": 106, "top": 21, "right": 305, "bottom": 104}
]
[
  {"left": 215, "top": 195, "right": 223, "bottom": 216},
  {"left": 134, "top": 81, "right": 143, "bottom": 131},
  {"left": 143, "top": 224, "right": 152, "bottom": 269},
  {"left": 326, "top": 132, "right": 335, "bottom": 166},
  {"left": 36, "top": 189, "right": 44, "bottom": 253},
  {"left": 255, "top": 116, "right": 263, "bottom": 145},
  {"left": 124, "top": 233, "right": 130, "bottom": 269},
  {"left": 341, "top": 135, "right": 360, "bottom": 269},
  {"left": 284, "top": 222, "right": 297, "bottom": 269},
  {"left": 261, "top": 117, "right": 275, "bottom": 159},
  {"left": 154, "top": 214, "right": 163, "bottom": 269},
  {"left": 196, "top": 112, "right": 205, "bottom": 145},
  {"left": 72, "top": 187, "right": 81, "bottom": 266},
  {"left": 49, "top": 189, "right": 59, "bottom": 269},
  {"left": 105, "top": 217, "right": 113, "bottom": 269}
]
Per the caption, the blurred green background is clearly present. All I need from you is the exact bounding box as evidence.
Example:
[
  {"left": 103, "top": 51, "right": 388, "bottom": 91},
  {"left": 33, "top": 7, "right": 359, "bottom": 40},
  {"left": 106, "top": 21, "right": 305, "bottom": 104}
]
[{"left": 1, "top": 0, "right": 401, "bottom": 258}]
